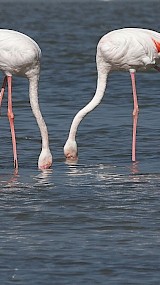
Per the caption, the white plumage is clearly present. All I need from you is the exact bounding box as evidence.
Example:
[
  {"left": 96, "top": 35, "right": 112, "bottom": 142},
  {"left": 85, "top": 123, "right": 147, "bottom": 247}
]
[
  {"left": 64, "top": 28, "right": 160, "bottom": 162},
  {"left": 0, "top": 29, "right": 52, "bottom": 170},
  {"left": 98, "top": 28, "right": 160, "bottom": 70}
]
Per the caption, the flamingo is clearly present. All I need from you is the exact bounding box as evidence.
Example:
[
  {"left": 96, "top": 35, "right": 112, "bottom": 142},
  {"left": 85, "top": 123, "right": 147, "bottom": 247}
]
[
  {"left": 0, "top": 29, "right": 52, "bottom": 170},
  {"left": 64, "top": 28, "right": 160, "bottom": 162}
]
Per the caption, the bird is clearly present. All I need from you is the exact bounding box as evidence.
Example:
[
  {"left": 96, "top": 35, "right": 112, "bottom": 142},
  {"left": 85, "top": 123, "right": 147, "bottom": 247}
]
[
  {"left": 64, "top": 28, "right": 160, "bottom": 163},
  {"left": 0, "top": 29, "right": 52, "bottom": 170}
]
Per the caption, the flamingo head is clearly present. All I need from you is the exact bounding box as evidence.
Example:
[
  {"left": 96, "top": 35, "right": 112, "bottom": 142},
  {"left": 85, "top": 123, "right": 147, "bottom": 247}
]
[
  {"left": 64, "top": 139, "right": 78, "bottom": 162},
  {"left": 38, "top": 148, "right": 52, "bottom": 170}
]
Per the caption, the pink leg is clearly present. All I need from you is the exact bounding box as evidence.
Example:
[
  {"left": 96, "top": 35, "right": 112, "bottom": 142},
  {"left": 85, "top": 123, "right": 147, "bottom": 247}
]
[
  {"left": 0, "top": 76, "right": 7, "bottom": 109},
  {"left": 130, "top": 69, "right": 139, "bottom": 162},
  {"left": 7, "top": 76, "right": 18, "bottom": 170}
]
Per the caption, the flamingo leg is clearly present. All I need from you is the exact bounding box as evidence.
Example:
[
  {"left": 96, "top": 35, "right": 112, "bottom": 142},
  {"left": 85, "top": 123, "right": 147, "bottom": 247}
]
[
  {"left": 129, "top": 69, "right": 139, "bottom": 162},
  {"left": 0, "top": 76, "right": 7, "bottom": 110},
  {"left": 7, "top": 75, "right": 18, "bottom": 170}
]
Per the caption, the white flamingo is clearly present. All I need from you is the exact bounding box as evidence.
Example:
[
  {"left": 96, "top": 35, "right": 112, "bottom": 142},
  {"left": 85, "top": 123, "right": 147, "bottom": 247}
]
[
  {"left": 0, "top": 29, "right": 52, "bottom": 170},
  {"left": 64, "top": 28, "right": 160, "bottom": 162}
]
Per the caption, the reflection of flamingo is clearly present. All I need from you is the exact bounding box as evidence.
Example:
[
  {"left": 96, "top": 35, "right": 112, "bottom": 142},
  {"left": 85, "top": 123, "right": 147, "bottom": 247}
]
[
  {"left": 64, "top": 28, "right": 160, "bottom": 162},
  {"left": 0, "top": 29, "right": 52, "bottom": 170}
]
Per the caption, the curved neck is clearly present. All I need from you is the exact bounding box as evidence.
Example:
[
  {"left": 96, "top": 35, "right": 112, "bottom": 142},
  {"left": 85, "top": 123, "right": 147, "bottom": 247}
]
[
  {"left": 28, "top": 76, "right": 49, "bottom": 150},
  {"left": 68, "top": 67, "right": 109, "bottom": 141}
]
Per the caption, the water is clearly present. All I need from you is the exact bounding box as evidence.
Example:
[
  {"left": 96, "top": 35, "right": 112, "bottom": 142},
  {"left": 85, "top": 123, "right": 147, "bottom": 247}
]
[{"left": 0, "top": 0, "right": 160, "bottom": 284}]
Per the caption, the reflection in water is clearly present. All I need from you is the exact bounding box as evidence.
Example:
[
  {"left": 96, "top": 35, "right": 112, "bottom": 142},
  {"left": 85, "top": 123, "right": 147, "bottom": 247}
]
[
  {"left": 0, "top": 169, "right": 54, "bottom": 190},
  {"left": 33, "top": 169, "right": 53, "bottom": 187},
  {"left": 128, "top": 161, "right": 140, "bottom": 174},
  {"left": 65, "top": 162, "right": 160, "bottom": 189},
  {"left": 0, "top": 171, "right": 19, "bottom": 189}
]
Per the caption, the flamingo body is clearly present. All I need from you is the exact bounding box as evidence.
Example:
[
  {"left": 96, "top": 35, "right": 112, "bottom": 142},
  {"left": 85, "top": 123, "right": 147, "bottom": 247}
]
[
  {"left": 64, "top": 28, "right": 160, "bottom": 162},
  {"left": 0, "top": 29, "right": 52, "bottom": 170},
  {"left": 98, "top": 28, "right": 160, "bottom": 71},
  {"left": 0, "top": 29, "right": 41, "bottom": 77}
]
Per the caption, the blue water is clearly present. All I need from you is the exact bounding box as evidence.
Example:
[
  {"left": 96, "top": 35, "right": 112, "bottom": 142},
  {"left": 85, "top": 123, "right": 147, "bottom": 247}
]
[{"left": 0, "top": 0, "right": 160, "bottom": 284}]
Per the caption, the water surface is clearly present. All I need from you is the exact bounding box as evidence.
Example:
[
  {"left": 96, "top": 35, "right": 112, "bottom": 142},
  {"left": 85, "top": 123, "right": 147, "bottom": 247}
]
[{"left": 0, "top": 0, "right": 160, "bottom": 284}]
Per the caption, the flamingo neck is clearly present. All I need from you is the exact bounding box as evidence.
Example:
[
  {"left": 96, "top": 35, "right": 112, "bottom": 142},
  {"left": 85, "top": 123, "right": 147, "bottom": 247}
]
[
  {"left": 28, "top": 76, "right": 50, "bottom": 150},
  {"left": 68, "top": 70, "right": 108, "bottom": 141}
]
